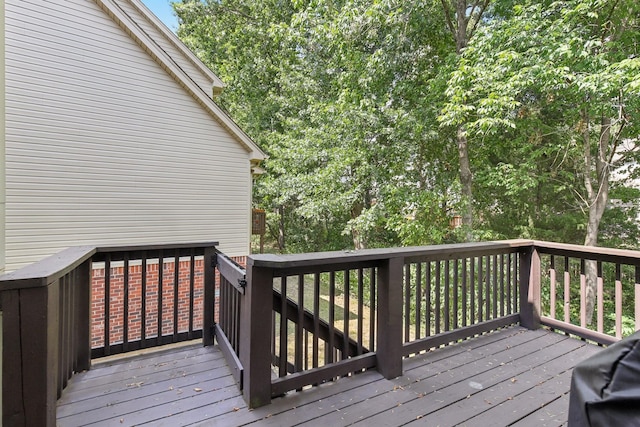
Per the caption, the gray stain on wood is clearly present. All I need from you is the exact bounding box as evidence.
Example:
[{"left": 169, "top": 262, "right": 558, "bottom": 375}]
[{"left": 56, "top": 326, "right": 600, "bottom": 426}]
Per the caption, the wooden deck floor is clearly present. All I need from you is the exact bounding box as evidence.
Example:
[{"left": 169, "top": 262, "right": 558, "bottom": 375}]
[{"left": 57, "top": 326, "right": 601, "bottom": 426}]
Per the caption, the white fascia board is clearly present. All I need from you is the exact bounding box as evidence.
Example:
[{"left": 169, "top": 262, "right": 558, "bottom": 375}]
[{"left": 127, "top": 0, "right": 226, "bottom": 92}]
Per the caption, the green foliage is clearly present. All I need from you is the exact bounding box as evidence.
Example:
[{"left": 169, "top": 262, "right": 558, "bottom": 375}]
[
  {"left": 175, "top": 0, "right": 459, "bottom": 251},
  {"left": 442, "top": 0, "right": 640, "bottom": 244},
  {"left": 607, "top": 314, "right": 636, "bottom": 338},
  {"left": 599, "top": 187, "right": 640, "bottom": 250},
  {"left": 175, "top": 0, "right": 640, "bottom": 253}
]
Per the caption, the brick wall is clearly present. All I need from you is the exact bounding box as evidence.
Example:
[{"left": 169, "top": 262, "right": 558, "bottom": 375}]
[{"left": 91, "top": 256, "right": 246, "bottom": 350}]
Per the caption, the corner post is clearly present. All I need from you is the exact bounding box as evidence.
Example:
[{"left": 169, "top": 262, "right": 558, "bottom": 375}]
[
  {"left": 376, "top": 256, "right": 404, "bottom": 379},
  {"left": 519, "top": 246, "right": 541, "bottom": 329},
  {"left": 240, "top": 258, "right": 273, "bottom": 408},
  {"left": 203, "top": 246, "right": 217, "bottom": 346},
  {"left": 2, "top": 284, "right": 59, "bottom": 427}
]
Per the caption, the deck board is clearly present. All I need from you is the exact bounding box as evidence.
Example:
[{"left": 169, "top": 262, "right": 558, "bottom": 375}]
[
  {"left": 510, "top": 392, "right": 570, "bottom": 427},
  {"left": 57, "top": 326, "right": 601, "bottom": 426},
  {"left": 411, "top": 333, "right": 601, "bottom": 426}
]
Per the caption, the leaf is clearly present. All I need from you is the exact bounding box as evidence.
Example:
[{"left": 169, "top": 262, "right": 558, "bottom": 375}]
[{"left": 126, "top": 382, "right": 144, "bottom": 388}]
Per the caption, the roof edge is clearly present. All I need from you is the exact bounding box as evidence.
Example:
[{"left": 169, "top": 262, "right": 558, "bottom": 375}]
[{"left": 127, "top": 0, "right": 226, "bottom": 92}]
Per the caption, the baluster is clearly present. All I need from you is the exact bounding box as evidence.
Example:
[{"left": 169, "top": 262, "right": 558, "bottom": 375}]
[
  {"left": 462, "top": 258, "right": 468, "bottom": 327},
  {"left": 343, "top": 270, "right": 350, "bottom": 360},
  {"left": 550, "top": 255, "right": 556, "bottom": 319},
  {"left": 357, "top": 268, "right": 364, "bottom": 355},
  {"left": 444, "top": 260, "right": 450, "bottom": 332},
  {"left": 404, "top": 264, "right": 411, "bottom": 342},
  {"left": 313, "top": 273, "right": 320, "bottom": 368},
  {"left": 615, "top": 263, "right": 622, "bottom": 339}
]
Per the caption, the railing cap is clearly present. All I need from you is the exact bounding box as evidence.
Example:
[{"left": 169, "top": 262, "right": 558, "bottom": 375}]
[
  {"left": 95, "top": 241, "right": 219, "bottom": 253},
  {"left": 0, "top": 246, "right": 97, "bottom": 290},
  {"left": 532, "top": 240, "right": 640, "bottom": 264},
  {"left": 0, "top": 241, "right": 220, "bottom": 291},
  {"left": 249, "top": 239, "right": 534, "bottom": 270}
]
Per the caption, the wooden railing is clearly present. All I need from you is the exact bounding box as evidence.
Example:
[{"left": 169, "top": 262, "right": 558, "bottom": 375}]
[
  {"left": 4, "top": 239, "right": 640, "bottom": 423},
  {"left": 90, "top": 245, "right": 218, "bottom": 357},
  {"left": 236, "top": 240, "right": 532, "bottom": 407},
  {"left": 0, "top": 242, "right": 217, "bottom": 426},
  {"left": 533, "top": 241, "right": 640, "bottom": 345},
  {"left": 215, "top": 253, "right": 246, "bottom": 384},
  {"left": 400, "top": 246, "right": 522, "bottom": 354},
  {"left": 233, "top": 240, "right": 640, "bottom": 408},
  {"left": 1, "top": 246, "right": 94, "bottom": 426}
]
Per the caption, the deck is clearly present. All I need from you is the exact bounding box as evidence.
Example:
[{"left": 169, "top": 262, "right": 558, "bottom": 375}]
[{"left": 56, "top": 326, "right": 601, "bottom": 426}]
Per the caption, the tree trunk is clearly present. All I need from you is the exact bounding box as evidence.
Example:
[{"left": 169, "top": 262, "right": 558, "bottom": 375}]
[
  {"left": 350, "top": 202, "right": 367, "bottom": 250},
  {"left": 441, "top": 0, "right": 479, "bottom": 240},
  {"left": 454, "top": 0, "right": 468, "bottom": 53},
  {"left": 454, "top": 1, "right": 472, "bottom": 238},
  {"left": 441, "top": 0, "right": 491, "bottom": 239},
  {"left": 277, "top": 205, "right": 285, "bottom": 251},
  {"left": 457, "top": 126, "right": 474, "bottom": 239},
  {"left": 583, "top": 115, "right": 611, "bottom": 324}
]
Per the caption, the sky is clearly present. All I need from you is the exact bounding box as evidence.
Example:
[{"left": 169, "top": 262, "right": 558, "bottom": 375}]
[{"left": 141, "top": 0, "right": 178, "bottom": 31}]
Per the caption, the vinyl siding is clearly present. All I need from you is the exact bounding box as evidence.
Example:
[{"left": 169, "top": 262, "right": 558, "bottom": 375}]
[
  {"left": 0, "top": 0, "right": 5, "bottom": 274},
  {"left": 4, "top": 0, "right": 252, "bottom": 270}
]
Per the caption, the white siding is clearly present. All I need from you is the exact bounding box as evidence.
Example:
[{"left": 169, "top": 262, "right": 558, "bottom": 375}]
[
  {"left": 0, "top": 0, "right": 5, "bottom": 274},
  {"left": 5, "top": 0, "right": 252, "bottom": 270},
  {"left": 0, "top": 0, "right": 3, "bottom": 393}
]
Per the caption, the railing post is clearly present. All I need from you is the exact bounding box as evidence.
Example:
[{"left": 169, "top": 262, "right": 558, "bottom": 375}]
[
  {"left": 239, "top": 258, "right": 273, "bottom": 408},
  {"left": 519, "top": 246, "right": 541, "bottom": 330},
  {"left": 376, "top": 256, "right": 403, "bottom": 379},
  {"left": 0, "top": 306, "right": 2, "bottom": 423},
  {"left": 2, "top": 284, "right": 59, "bottom": 427},
  {"left": 203, "top": 246, "right": 217, "bottom": 346},
  {"left": 75, "top": 260, "right": 92, "bottom": 372}
]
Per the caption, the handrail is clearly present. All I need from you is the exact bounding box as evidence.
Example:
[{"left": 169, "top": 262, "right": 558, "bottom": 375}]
[
  {"left": 0, "top": 242, "right": 221, "bottom": 290},
  {"left": 95, "top": 241, "right": 220, "bottom": 253},
  {"left": 250, "top": 239, "right": 533, "bottom": 270},
  {"left": 533, "top": 240, "right": 640, "bottom": 264},
  {"left": 217, "top": 252, "right": 246, "bottom": 294},
  {"left": 0, "top": 246, "right": 96, "bottom": 290}
]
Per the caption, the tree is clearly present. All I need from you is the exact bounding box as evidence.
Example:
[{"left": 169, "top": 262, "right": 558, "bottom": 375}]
[
  {"left": 175, "top": 0, "right": 460, "bottom": 251},
  {"left": 442, "top": 0, "right": 640, "bottom": 321},
  {"left": 440, "top": 0, "right": 493, "bottom": 239}
]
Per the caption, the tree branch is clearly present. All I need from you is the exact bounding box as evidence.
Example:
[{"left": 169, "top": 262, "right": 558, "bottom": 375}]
[
  {"left": 582, "top": 107, "right": 594, "bottom": 203},
  {"left": 441, "top": 0, "right": 456, "bottom": 36},
  {"left": 215, "top": 5, "right": 256, "bottom": 22},
  {"left": 468, "top": 0, "right": 491, "bottom": 40},
  {"left": 600, "top": 0, "right": 621, "bottom": 44}
]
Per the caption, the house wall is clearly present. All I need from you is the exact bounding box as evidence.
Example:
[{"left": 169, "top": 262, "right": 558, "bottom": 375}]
[
  {"left": 4, "top": 0, "right": 252, "bottom": 271},
  {"left": 0, "top": 0, "right": 5, "bottom": 275},
  {"left": 1, "top": 0, "right": 4, "bottom": 413}
]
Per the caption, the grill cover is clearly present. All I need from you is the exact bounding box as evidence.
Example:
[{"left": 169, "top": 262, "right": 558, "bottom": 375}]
[{"left": 568, "top": 330, "right": 640, "bottom": 426}]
